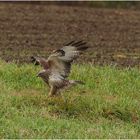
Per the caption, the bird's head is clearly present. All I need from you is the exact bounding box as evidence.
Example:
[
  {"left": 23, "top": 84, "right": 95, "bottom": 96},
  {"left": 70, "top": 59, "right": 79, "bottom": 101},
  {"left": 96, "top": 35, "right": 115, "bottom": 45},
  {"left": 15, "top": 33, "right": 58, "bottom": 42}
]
[
  {"left": 37, "top": 72, "right": 41, "bottom": 77},
  {"left": 37, "top": 70, "right": 46, "bottom": 78}
]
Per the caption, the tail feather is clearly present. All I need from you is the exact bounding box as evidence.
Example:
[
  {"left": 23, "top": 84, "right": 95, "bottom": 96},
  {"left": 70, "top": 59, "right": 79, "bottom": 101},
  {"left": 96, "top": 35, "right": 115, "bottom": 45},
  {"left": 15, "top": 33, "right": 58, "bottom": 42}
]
[{"left": 69, "top": 80, "right": 85, "bottom": 85}]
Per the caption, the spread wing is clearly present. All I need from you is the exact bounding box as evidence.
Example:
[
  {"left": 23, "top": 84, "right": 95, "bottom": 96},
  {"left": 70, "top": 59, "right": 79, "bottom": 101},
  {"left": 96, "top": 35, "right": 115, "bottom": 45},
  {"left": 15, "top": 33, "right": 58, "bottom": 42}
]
[
  {"left": 47, "top": 40, "right": 88, "bottom": 79},
  {"left": 31, "top": 56, "right": 49, "bottom": 69}
]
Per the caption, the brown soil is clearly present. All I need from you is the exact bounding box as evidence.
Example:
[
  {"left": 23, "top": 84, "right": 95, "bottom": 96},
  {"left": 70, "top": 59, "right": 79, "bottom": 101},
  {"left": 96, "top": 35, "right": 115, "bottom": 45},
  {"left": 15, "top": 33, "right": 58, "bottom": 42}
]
[{"left": 0, "top": 2, "right": 140, "bottom": 67}]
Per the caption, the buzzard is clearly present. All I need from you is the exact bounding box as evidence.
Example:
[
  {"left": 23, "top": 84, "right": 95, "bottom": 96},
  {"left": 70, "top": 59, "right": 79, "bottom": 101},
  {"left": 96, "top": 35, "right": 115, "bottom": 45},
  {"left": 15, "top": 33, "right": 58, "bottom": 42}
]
[{"left": 31, "top": 41, "right": 88, "bottom": 96}]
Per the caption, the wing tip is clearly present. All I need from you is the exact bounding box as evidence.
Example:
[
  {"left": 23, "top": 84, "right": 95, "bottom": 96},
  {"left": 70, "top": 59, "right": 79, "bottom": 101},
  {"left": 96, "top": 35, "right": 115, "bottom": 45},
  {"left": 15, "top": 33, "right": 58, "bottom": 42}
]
[
  {"left": 30, "top": 56, "right": 40, "bottom": 65},
  {"left": 64, "top": 40, "right": 75, "bottom": 46},
  {"left": 64, "top": 40, "right": 88, "bottom": 47},
  {"left": 78, "top": 46, "right": 89, "bottom": 51},
  {"left": 30, "top": 56, "right": 36, "bottom": 62}
]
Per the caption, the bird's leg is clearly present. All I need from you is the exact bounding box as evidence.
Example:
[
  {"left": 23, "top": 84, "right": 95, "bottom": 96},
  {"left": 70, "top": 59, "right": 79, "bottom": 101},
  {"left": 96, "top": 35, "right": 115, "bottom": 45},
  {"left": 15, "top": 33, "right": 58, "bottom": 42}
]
[
  {"left": 56, "top": 89, "right": 62, "bottom": 96},
  {"left": 48, "top": 86, "right": 57, "bottom": 97}
]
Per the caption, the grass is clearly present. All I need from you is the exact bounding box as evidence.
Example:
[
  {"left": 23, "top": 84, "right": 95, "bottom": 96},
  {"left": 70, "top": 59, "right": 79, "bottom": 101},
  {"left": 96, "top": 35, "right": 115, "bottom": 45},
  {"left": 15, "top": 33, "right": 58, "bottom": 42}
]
[{"left": 0, "top": 60, "right": 140, "bottom": 138}]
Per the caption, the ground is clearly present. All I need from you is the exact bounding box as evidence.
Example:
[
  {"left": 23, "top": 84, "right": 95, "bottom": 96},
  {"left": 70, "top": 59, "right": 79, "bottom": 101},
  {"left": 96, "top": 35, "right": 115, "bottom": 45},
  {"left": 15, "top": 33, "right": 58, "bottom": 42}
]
[
  {"left": 0, "top": 60, "right": 140, "bottom": 138},
  {"left": 0, "top": 2, "right": 140, "bottom": 67}
]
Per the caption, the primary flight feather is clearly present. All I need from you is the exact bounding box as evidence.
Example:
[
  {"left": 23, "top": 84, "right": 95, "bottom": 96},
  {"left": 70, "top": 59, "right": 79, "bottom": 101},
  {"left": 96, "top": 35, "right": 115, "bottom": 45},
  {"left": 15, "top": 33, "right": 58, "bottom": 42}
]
[{"left": 31, "top": 40, "right": 88, "bottom": 96}]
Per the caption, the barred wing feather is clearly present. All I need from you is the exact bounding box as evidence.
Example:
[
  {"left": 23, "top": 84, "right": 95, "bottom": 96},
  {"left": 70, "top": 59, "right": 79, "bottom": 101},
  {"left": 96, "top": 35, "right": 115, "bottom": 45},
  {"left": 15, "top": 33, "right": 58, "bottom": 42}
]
[{"left": 47, "top": 41, "right": 88, "bottom": 79}]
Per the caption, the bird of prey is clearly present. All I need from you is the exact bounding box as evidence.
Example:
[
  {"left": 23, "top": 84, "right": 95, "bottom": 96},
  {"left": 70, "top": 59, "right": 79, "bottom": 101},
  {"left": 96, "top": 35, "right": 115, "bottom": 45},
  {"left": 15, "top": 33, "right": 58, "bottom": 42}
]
[{"left": 31, "top": 41, "right": 88, "bottom": 96}]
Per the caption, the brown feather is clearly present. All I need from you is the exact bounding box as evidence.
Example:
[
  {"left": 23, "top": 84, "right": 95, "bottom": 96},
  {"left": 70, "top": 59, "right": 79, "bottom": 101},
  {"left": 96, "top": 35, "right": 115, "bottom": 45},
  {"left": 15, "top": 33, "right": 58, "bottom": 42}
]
[{"left": 33, "top": 40, "right": 89, "bottom": 96}]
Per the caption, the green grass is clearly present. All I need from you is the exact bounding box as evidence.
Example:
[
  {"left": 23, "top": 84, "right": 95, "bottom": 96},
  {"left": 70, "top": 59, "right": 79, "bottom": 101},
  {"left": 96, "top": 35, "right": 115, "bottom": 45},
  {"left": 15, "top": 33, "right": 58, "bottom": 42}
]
[{"left": 0, "top": 60, "right": 140, "bottom": 138}]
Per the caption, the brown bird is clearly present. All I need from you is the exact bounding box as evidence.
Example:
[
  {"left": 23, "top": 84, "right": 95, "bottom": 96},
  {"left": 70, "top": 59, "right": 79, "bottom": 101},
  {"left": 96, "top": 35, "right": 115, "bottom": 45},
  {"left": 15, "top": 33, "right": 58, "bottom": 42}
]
[{"left": 31, "top": 41, "right": 88, "bottom": 96}]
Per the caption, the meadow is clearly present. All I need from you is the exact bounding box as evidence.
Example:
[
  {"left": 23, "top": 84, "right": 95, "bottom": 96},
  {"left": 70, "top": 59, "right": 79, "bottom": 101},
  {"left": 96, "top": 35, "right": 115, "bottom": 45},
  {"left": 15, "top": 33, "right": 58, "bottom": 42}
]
[{"left": 0, "top": 60, "right": 140, "bottom": 138}]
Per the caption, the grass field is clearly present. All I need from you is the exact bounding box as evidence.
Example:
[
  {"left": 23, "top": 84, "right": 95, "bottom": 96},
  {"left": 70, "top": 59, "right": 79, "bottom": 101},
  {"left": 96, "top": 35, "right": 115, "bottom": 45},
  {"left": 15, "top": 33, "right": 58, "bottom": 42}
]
[{"left": 0, "top": 60, "right": 140, "bottom": 138}]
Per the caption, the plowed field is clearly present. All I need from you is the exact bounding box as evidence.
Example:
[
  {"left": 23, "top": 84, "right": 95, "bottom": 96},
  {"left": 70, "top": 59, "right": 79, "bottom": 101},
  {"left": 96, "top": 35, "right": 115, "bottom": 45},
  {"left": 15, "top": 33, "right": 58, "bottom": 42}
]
[{"left": 0, "top": 2, "right": 140, "bottom": 67}]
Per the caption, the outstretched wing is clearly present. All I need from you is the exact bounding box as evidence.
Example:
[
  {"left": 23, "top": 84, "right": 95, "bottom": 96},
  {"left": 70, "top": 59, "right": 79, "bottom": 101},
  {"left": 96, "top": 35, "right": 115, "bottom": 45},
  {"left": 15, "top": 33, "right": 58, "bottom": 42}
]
[
  {"left": 47, "top": 40, "right": 88, "bottom": 79},
  {"left": 31, "top": 56, "right": 49, "bottom": 69},
  {"left": 55, "top": 40, "right": 88, "bottom": 62}
]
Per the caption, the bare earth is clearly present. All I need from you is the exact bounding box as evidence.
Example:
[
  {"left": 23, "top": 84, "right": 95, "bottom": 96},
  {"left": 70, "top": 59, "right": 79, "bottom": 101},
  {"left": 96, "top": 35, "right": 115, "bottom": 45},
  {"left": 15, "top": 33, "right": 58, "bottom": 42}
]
[{"left": 0, "top": 2, "right": 140, "bottom": 67}]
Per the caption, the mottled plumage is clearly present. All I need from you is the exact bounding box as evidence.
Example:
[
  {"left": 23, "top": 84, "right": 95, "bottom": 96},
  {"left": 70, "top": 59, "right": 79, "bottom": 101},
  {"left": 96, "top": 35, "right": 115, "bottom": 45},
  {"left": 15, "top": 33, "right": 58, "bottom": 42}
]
[{"left": 31, "top": 40, "right": 88, "bottom": 96}]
